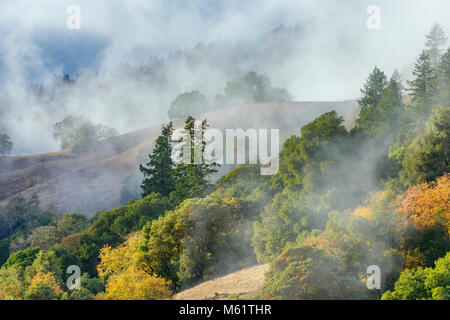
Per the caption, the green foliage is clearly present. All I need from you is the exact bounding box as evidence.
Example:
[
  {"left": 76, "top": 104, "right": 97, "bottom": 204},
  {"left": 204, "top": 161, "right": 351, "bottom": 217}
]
[
  {"left": 401, "top": 106, "right": 450, "bottom": 186},
  {"left": 0, "top": 195, "right": 54, "bottom": 241},
  {"left": 170, "top": 116, "right": 219, "bottom": 205},
  {"left": 0, "top": 133, "right": 13, "bottom": 156},
  {"left": 140, "top": 122, "right": 176, "bottom": 197},
  {"left": 436, "top": 47, "right": 450, "bottom": 105},
  {"left": 0, "top": 238, "right": 10, "bottom": 266},
  {"left": 278, "top": 111, "right": 347, "bottom": 188},
  {"left": 261, "top": 245, "right": 366, "bottom": 300},
  {"left": 76, "top": 193, "right": 171, "bottom": 277},
  {"left": 354, "top": 66, "right": 388, "bottom": 133},
  {"left": 140, "top": 195, "right": 255, "bottom": 289},
  {"left": 168, "top": 91, "right": 210, "bottom": 119},
  {"left": 407, "top": 51, "right": 437, "bottom": 113},
  {"left": 382, "top": 252, "right": 450, "bottom": 300},
  {"left": 4, "top": 247, "right": 40, "bottom": 269}
]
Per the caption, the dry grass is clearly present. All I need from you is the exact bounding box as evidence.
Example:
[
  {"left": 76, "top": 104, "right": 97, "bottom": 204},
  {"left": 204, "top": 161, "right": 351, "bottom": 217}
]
[{"left": 173, "top": 264, "right": 269, "bottom": 300}]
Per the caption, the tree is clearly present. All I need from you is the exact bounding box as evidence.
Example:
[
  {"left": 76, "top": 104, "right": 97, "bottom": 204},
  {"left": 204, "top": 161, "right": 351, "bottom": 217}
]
[
  {"left": 400, "top": 173, "right": 449, "bottom": 232},
  {"left": 24, "top": 272, "right": 62, "bottom": 300},
  {"left": 0, "top": 264, "right": 24, "bottom": 299},
  {"left": 354, "top": 66, "right": 388, "bottom": 133},
  {"left": 53, "top": 116, "right": 118, "bottom": 152},
  {"left": 71, "top": 122, "right": 100, "bottom": 154},
  {"left": 3, "top": 247, "right": 40, "bottom": 269},
  {"left": 140, "top": 122, "right": 176, "bottom": 197},
  {"left": 97, "top": 233, "right": 172, "bottom": 300},
  {"left": 401, "top": 107, "right": 450, "bottom": 186},
  {"left": 407, "top": 51, "right": 437, "bottom": 113},
  {"left": 436, "top": 48, "right": 450, "bottom": 105},
  {"left": 261, "top": 245, "right": 366, "bottom": 300},
  {"left": 382, "top": 252, "right": 450, "bottom": 300},
  {"left": 168, "top": 91, "right": 210, "bottom": 119},
  {"left": 140, "top": 195, "right": 254, "bottom": 289},
  {"left": 425, "top": 23, "right": 448, "bottom": 68},
  {"left": 216, "top": 71, "right": 291, "bottom": 107},
  {"left": 278, "top": 111, "right": 348, "bottom": 188},
  {"left": 373, "top": 76, "right": 404, "bottom": 133},
  {"left": 53, "top": 116, "right": 84, "bottom": 149},
  {"left": 170, "top": 116, "right": 218, "bottom": 205},
  {"left": 398, "top": 173, "right": 450, "bottom": 268},
  {"left": 0, "top": 133, "right": 13, "bottom": 157}
]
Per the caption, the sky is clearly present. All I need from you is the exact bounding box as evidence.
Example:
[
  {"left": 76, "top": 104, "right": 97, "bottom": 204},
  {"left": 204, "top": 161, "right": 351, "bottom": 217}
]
[{"left": 0, "top": 0, "right": 449, "bottom": 154}]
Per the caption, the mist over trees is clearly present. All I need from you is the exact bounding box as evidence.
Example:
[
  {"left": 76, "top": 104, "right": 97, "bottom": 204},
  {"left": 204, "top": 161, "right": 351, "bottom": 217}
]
[
  {"left": 167, "top": 71, "right": 292, "bottom": 120},
  {"left": 0, "top": 24, "right": 449, "bottom": 300},
  {"left": 0, "top": 133, "right": 12, "bottom": 157},
  {"left": 53, "top": 116, "right": 118, "bottom": 154}
]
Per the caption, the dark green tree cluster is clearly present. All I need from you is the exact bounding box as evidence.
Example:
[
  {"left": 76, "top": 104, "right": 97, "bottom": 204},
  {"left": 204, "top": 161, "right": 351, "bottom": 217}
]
[
  {"left": 139, "top": 116, "right": 218, "bottom": 206},
  {"left": 140, "top": 122, "right": 176, "bottom": 197}
]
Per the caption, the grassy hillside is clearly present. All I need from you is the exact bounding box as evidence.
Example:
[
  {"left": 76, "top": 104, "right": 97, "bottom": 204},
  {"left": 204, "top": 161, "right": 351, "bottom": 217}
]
[{"left": 0, "top": 101, "right": 357, "bottom": 216}]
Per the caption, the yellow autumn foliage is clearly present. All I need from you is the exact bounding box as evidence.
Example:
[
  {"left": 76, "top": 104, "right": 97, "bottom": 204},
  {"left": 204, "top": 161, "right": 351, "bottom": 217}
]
[
  {"left": 25, "top": 272, "right": 62, "bottom": 300},
  {"left": 97, "top": 232, "right": 173, "bottom": 300}
]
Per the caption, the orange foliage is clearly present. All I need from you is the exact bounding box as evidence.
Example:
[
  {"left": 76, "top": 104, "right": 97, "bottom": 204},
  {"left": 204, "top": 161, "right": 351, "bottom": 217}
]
[{"left": 399, "top": 173, "right": 450, "bottom": 232}]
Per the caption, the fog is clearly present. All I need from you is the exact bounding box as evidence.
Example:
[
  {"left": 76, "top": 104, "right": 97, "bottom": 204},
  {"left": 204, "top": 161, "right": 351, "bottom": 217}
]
[{"left": 0, "top": 0, "right": 449, "bottom": 155}]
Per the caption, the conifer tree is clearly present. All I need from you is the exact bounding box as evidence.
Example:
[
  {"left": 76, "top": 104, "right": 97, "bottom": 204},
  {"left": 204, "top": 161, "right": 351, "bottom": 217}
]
[
  {"left": 425, "top": 23, "right": 448, "bottom": 68},
  {"left": 354, "top": 66, "right": 388, "bottom": 133},
  {"left": 436, "top": 47, "right": 450, "bottom": 105},
  {"left": 376, "top": 75, "right": 404, "bottom": 132},
  {"left": 407, "top": 51, "right": 437, "bottom": 113},
  {"left": 140, "top": 122, "right": 175, "bottom": 197},
  {"left": 171, "top": 116, "right": 218, "bottom": 204}
]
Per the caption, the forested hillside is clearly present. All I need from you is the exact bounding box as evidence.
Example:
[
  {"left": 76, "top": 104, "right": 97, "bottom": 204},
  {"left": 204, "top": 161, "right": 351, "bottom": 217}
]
[{"left": 0, "top": 25, "right": 448, "bottom": 300}]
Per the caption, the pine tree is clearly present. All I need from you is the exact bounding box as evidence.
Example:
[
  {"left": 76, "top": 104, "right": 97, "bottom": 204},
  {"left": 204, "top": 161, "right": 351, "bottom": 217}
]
[
  {"left": 171, "top": 116, "right": 218, "bottom": 204},
  {"left": 354, "top": 66, "right": 388, "bottom": 133},
  {"left": 425, "top": 23, "right": 448, "bottom": 68},
  {"left": 140, "top": 122, "right": 176, "bottom": 197},
  {"left": 407, "top": 51, "right": 437, "bottom": 113},
  {"left": 376, "top": 75, "right": 404, "bottom": 132},
  {"left": 436, "top": 47, "right": 450, "bottom": 105}
]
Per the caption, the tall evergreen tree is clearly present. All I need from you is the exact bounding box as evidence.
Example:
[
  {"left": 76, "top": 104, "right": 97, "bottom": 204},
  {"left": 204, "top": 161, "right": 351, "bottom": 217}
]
[
  {"left": 171, "top": 116, "right": 218, "bottom": 204},
  {"left": 375, "top": 75, "right": 404, "bottom": 133},
  {"left": 436, "top": 47, "right": 450, "bottom": 105},
  {"left": 354, "top": 66, "right": 388, "bottom": 133},
  {"left": 407, "top": 51, "right": 437, "bottom": 113},
  {"left": 425, "top": 23, "right": 448, "bottom": 68},
  {"left": 140, "top": 122, "right": 176, "bottom": 197}
]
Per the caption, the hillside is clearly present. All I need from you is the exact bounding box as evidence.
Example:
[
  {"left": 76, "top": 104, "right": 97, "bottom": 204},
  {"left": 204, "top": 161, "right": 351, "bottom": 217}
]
[
  {"left": 0, "top": 101, "right": 357, "bottom": 216},
  {"left": 174, "top": 264, "right": 269, "bottom": 300}
]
